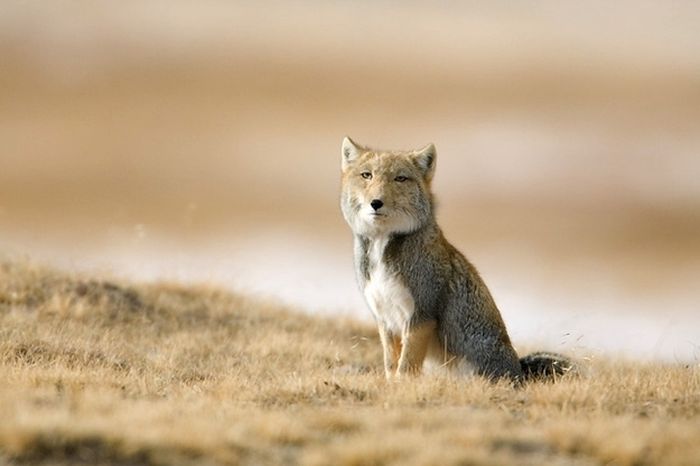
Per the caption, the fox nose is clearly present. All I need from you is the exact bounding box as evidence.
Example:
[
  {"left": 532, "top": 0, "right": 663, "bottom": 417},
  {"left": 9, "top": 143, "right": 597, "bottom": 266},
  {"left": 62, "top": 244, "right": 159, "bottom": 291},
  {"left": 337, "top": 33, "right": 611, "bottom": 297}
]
[{"left": 370, "top": 199, "right": 384, "bottom": 211}]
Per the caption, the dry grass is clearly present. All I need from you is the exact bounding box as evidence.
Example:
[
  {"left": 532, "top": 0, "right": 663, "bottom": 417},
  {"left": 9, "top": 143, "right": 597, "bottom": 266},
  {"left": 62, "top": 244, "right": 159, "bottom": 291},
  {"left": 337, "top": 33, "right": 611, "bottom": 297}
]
[{"left": 1, "top": 259, "right": 698, "bottom": 466}]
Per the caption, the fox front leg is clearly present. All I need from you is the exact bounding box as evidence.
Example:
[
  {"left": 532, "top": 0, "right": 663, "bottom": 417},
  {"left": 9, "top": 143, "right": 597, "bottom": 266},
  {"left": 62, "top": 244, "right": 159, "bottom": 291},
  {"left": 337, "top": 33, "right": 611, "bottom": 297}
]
[
  {"left": 378, "top": 325, "right": 401, "bottom": 379},
  {"left": 396, "top": 320, "right": 436, "bottom": 377}
]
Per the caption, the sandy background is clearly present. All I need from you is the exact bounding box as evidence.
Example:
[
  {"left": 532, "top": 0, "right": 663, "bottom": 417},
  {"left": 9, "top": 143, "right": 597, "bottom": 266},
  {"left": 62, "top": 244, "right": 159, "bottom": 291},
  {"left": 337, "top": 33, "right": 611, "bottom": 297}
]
[{"left": 1, "top": 1, "right": 699, "bottom": 361}]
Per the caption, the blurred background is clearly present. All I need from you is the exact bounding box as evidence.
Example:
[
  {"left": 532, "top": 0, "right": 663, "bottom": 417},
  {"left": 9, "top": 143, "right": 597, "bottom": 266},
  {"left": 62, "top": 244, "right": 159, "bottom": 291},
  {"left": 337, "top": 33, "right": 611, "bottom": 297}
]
[{"left": 1, "top": 1, "right": 699, "bottom": 361}]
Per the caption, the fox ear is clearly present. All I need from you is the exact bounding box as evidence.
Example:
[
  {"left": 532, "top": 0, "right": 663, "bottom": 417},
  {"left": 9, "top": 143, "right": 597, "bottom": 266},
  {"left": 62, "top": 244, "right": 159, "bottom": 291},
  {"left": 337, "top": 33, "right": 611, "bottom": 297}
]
[
  {"left": 412, "top": 143, "right": 437, "bottom": 181},
  {"left": 341, "top": 136, "right": 362, "bottom": 170}
]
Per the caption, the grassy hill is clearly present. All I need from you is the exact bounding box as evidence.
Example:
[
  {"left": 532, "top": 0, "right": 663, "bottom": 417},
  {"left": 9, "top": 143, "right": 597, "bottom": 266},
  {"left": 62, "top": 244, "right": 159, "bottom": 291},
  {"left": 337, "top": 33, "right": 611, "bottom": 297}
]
[{"left": 1, "top": 259, "right": 698, "bottom": 465}]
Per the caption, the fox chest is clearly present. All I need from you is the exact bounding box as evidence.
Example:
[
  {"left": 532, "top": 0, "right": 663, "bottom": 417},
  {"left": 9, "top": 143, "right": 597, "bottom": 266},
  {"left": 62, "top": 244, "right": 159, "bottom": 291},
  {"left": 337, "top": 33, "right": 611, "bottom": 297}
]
[{"left": 361, "top": 240, "right": 416, "bottom": 334}]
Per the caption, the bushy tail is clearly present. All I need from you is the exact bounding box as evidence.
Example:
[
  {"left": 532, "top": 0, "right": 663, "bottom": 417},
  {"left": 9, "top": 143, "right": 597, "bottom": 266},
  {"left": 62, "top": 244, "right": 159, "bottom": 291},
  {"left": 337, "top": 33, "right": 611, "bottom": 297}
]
[{"left": 519, "top": 351, "right": 575, "bottom": 382}]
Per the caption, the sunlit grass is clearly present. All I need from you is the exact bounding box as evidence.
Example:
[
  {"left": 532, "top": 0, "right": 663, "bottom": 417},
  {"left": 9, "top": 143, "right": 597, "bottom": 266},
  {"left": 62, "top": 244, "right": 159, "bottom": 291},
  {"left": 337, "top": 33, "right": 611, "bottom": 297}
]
[{"left": 1, "top": 259, "right": 698, "bottom": 465}]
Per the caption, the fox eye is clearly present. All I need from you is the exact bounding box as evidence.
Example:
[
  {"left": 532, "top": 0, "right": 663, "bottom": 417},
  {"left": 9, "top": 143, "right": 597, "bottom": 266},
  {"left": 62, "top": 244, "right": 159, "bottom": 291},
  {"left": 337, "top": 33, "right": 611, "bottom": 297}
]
[
  {"left": 361, "top": 172, "right": 372, "bottom": 180},
  {"left": 394, "top": 175, "right": 408, "bottom": 182}
]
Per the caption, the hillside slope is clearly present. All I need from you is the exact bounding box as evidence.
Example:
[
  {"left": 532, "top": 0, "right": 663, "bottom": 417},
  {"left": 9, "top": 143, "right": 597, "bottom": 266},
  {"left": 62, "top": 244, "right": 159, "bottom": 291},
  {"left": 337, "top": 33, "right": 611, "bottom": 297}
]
[{"left": 1, "top": 260, "right": 698, "bottom": 465}]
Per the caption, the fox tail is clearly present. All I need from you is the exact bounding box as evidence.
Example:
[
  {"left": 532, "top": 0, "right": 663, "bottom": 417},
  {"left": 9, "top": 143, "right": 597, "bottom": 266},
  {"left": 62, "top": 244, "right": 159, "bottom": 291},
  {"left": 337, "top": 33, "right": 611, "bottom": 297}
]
[{"left": 519, "top": 351, "right": 576, "bottom": 382}]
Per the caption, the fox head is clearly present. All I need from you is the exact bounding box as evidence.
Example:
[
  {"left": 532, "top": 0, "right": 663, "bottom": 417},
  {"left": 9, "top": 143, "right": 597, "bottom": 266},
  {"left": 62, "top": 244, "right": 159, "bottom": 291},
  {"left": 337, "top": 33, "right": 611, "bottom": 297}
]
[{"left": 340, "top": 136, "right": 437, "bottom": 237}]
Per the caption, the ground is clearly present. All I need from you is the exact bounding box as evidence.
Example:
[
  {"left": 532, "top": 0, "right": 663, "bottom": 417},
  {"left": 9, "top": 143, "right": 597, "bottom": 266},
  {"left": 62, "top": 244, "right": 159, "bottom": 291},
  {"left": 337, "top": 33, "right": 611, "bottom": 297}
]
[{"left": 1, "top": 259, "right": 698, "bottom": 466}]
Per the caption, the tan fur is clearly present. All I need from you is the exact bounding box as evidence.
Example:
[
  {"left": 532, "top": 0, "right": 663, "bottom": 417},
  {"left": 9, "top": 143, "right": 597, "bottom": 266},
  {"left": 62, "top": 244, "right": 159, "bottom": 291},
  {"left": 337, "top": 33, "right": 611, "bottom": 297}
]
[
  {"left": 396, "top": 320, "right": 437, "bottom": 376},
  {"left": 340, "top": 138, "right": 435, "bottom": 239}
]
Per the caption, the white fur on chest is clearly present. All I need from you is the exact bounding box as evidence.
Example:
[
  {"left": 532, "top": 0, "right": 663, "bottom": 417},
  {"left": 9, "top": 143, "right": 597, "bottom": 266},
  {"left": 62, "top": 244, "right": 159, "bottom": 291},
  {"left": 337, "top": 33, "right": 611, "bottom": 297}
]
[{"left": 362, "top": 236, "right": 415, "bottom": 334}]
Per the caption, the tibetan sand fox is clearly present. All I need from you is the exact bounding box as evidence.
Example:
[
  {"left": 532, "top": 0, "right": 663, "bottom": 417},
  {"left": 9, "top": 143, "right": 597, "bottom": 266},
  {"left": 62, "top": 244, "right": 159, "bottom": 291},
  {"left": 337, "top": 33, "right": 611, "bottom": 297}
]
[{"left": 340, "top": 137, "right": 573, "bottom": 382}]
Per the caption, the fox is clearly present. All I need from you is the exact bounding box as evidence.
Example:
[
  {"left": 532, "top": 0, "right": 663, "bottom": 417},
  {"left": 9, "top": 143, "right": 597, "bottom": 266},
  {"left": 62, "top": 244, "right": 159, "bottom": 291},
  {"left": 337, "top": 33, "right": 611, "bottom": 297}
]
[{"left": 340, "top": 136, "right": 573, "bottom": 382}]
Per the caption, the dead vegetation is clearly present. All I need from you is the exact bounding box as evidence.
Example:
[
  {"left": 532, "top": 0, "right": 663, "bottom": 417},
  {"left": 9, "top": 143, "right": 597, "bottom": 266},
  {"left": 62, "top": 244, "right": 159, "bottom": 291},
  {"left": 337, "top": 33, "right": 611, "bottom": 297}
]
[{"left": 1, "top": 259, "right": 698, "bottom": 465}]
